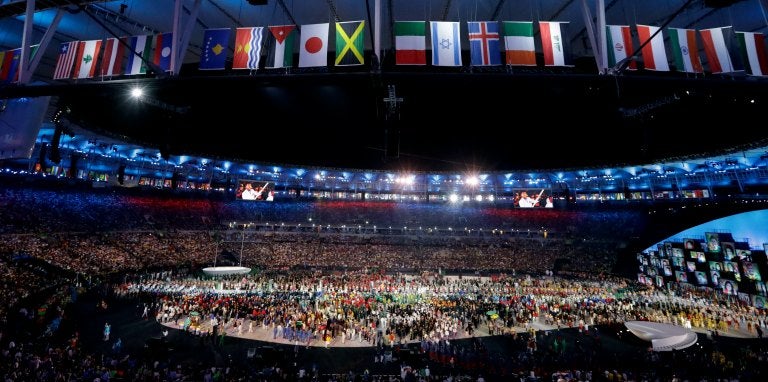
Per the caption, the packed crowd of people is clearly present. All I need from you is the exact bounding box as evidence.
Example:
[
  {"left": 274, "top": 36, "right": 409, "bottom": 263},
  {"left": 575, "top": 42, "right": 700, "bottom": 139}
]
[{"left": 0, "top": 180, "right": 766, "bottom": 381}]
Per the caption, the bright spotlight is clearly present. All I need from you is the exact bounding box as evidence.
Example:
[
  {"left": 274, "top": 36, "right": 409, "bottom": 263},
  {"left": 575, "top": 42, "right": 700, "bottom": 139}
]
[{"left": 130, "top": 88, "right": 143, "bottom": 98}]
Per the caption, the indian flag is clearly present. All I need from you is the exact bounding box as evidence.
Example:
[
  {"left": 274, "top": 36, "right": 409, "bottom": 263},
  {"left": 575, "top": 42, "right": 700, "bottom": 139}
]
[
  {"left": 668, "top": 28, "right": 703, "bottom": 73},
  {"left": 736, "top": 31, "right": 768, "bottom": 76},
  {"left": 636, "top": 25, "right": 669, "bottom": 71},
  {"left": 502, "top": 21, "right": 535, "bottom": 66},
  {"left": 394, "top": 21, "right": 426, "bottom": 65}
]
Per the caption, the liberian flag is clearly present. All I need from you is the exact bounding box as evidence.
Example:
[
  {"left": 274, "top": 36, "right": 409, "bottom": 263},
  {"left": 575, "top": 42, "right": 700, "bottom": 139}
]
[
  {"left": 430, "top": 21, "right": 461, "bottom": 66},
  {"left": 100, "top": 37, "right": 125, "bottom": 76},
  {"left": 468, "top": 21, "right": 501, "bottom": 66},
  {"left": 636, "top": 25, "right": 669, "bottom": 71},
  {"left": 299, "top": 23, "right": 329, "bottom": 68},
  {"left": 700, "top": 26, "right": 736, "bottom": 74},
  {"left": 125, "top": 35, "right": 153, "bottom": 75},
  {"left": 265, "top": 25, "right": 296, "bottom": 68},
  {"left": 606, "top": 25, "right": 635, "bottom": 69},
  {"left": 72, "top": 39, "right": 103, "bottom": 79},
  {"left": 53, "top": 42, "right": 78, "bottom": 80},
  {"left": 539, "top": 21, "right": 571, "bottom": 66},
  {"left": 394, "top": 21, "right": 426, "bottom": 65},
  {"left": 736, "top": 31, "right": 768, "bottom": 76},
  {"left": 233, "top": 27, "right": 264, "bottom": 70},
  {"left": 668, "top": 28, "right": 703, "bottom": 73},
  {"left": 153, "top": 32, "right": 173, "bottom": 72},
  {"left": 502, "top": 21, "right": 535, "bottom": 66}
]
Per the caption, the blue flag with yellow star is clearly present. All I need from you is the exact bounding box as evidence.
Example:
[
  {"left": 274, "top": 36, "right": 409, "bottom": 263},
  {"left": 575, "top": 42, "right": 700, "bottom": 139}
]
[{"left": 200, "top": 28, "right": 231, "bottom": 70}]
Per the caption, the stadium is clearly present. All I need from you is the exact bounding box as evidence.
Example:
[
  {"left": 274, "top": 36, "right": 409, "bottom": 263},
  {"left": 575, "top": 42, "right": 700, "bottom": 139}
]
[{"left": 1, "top": 0, "right": 768, "bottom": 381}]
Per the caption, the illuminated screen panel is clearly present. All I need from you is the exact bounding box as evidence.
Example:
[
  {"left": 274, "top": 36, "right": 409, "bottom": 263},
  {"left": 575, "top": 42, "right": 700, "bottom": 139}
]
[
  {"left": 235, "top": 180, "right": 274, "bottom": 201},
  {"left": 513, "top": 189, "right": 554, "bottom": 208}
]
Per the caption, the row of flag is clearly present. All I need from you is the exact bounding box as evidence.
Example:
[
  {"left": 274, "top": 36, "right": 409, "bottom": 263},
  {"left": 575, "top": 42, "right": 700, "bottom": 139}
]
[
  {"left": 3, "top": 20, "right": 768, "bottom": 82},
  {"left": 607, "top": 24, "right": 768, "bottom": 75}
]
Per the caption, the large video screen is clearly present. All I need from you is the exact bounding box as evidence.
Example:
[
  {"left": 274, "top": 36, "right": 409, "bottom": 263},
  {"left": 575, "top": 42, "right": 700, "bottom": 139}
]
[
  {"left": 235, "top": 180, "right": 274, "bottom": 201},
  {"left": 513, "top": 189, "right": 553, "bottom": 208}
]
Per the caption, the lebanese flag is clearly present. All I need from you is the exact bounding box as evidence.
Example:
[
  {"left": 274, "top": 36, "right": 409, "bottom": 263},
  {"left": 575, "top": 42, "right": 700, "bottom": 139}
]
[
  {"left": 100, "top": 37, "right": 125, "bottom": 76},
  {"left": 72, "top": 39, "right": 103, "bottom": 79},
  {"left": 606, "top": 25, "right": 635, "bottom": 69},
  {"left": 636, "top": 25, "right": 669, "bottom": 71},
  {"left": 394, "top": 21, "right": 426, "bottom": 65},
  {"left": 668, "top": 28, "right": 703, "bottom": 73},
  {"left": 539, "top": 21, "right": 570, "bottom": 66},
  {"left": 700, "top": 27, "right": 736, "bottom": 74},
  {"left": 736, "top": 31, "right": 768, "bottom": 76},
  {"left": 299, "top": 23, "right": 329, "bottom": 68}
]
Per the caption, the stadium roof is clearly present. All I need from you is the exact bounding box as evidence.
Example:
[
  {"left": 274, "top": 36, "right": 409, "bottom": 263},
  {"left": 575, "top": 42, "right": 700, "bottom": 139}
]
[{"left": 1, "top": 0, "right": 768, "bottom": 172}]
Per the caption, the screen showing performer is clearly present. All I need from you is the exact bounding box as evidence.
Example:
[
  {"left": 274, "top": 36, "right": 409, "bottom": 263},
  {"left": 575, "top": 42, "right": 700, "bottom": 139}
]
[
  {"left": 236, "top": 180, "right": 273, "bottom": 201},
  {"left": 513, "top": 189, "right": 551, "bottom": 208}
]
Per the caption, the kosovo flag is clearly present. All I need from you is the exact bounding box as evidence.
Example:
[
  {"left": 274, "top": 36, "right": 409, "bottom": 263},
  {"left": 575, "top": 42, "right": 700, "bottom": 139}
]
[
  {"left": 200, "top": 28, "right": 231, "bottom": 70},
  {"left": 335, "top": 21, "right": 365, "bottom": 66}
]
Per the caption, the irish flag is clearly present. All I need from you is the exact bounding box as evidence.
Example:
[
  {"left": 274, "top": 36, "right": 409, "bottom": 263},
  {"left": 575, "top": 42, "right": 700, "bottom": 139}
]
[
  {"left": 668, "top": 28, "right": 703, "bottom": 73},
  {"left": 700, "top": 26, "right": 736, "bottom": 74},
  {"left": 736, "top": 31, "right": 768, "bottom": 76},
  {"left": 394, "top": 21, "right": 426, "bottom": 65},
  {"left": 502, "top": 21, "right": 535, "bottom": 66},
  {"left": 636, "top": 25, "right": 669, "bottom": 71},
  {"left": 539, "top": 21, "right": 570, "bottom": 66}
]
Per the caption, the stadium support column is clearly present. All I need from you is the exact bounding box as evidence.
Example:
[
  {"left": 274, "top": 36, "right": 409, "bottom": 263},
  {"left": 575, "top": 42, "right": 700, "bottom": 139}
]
[{"left": 382, "top": 85, "right": 402, "bottom": 160}]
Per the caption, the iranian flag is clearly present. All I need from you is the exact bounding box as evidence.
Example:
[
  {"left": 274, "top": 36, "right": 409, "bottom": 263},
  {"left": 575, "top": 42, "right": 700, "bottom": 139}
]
[
  {"left": 606, "top": 25, "right": 635, "bottom": 69},
  {"left": 394, "top": 21, "right": 426, "bottom": 65},
  {"left": 636, "top": 25, "right": 669, "bottom": 71},
  {"left": 72, "top": 39, "right": 103, "bottom": 79},
  {"left": 700, "top": 26, "right": 736, "bottom": 74},
  {"left": 668, "top": 28, "right": 703, "bottom": 73},
  {"left": 502, "top": 21, "right": 535, "bottom": 66},
  {"left": 736, "top": 31, "right": 768, "bottom": 76}
]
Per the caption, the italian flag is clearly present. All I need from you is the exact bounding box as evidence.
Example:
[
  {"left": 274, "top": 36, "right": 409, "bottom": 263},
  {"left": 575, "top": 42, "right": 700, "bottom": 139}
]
[
  {"left": 668, "top": 28, "right": 703, "bottom": 73},
  {"left": 606, "top": 25, "right": 635, "bottom": 69},
  {"left": 699, "top": 26, "right": 735, "bottom": 74},
  {"left": 394, "top": 21, "right": 426, "bottom": 65},
  {"left": 502, "top": 21, "right": 535, "bottom": 66},
  {"left": 636, "top": 25, "right": 669, "bottom": 71},
  {"left": 736, "top": 31, "right": 768, "bottom": 76}
]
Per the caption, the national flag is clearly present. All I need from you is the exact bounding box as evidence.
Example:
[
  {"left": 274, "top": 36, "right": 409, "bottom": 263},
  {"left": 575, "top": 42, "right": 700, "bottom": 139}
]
[
  {"left": 736, "top": 31, "right": 768, "bottom": 76},
  {"left": 125, "top": 35, "right": 153, "bottom": 75},
  {"left": 539, "top": 21, "right": 571, "bottom": 66},
  {"left": 468, "top": 21, "right": 501, "bottom": 66},
  {"left": 100, "top": 37, "right": 125, "bottom": 76},
  {"left": 153, "top": 32, "right": 173, "bottom": 72},
  {"left": 0, "top": 48, "right": 20, "bottom": 83},
  {"left": 394, "top": 21, "right": 426, "bottom": 65},
  {"left": 700, "top": 26, "right": 736, "bottom": 74},
  {"left": 200, "top": 28, "right": 231, "bottom": 70},
  {"left": 430, "top": 21, "right": 461, "bottom": 66},
  {"left": 668, "top": 28, "right": 703, "bottom": 73},
  {"left": 335, "top": 20, "right": 365, "bottom": 66},
  {"left": 233, "top": 27, "right": 264, "bottom": 70},
  {"left": 71, "top": 40, "right": 102, "bottom": 79},
  {"left": 53, "top": 42, "right": 78, "bottom": 80},
  {"left": 299, "top": 23, "right": 329, "bottom": 68},
  {"left": 265, "top": 25, "right": 296, "bottom": 68},
  {"left": 606, "top": 25, "right": 635, "bottom": 69},
  {"left": 636, "top": 25, "right": 669, "bottom": 71},
  {"left": 502, "top": 21, "right": 535, "bottom": 66}
]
